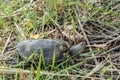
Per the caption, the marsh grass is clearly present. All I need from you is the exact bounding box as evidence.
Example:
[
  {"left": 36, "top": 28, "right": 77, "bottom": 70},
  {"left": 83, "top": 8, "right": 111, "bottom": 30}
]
[{"left": 0, "top": 0, "right": 120, "bottom": 80}]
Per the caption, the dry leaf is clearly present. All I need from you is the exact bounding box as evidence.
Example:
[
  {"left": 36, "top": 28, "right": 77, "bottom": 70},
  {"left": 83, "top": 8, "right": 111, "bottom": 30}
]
[
  {"left": 94, "top": 43, "right": 107, "bottom": 49},
  {"left": 56, "top": 0, "right": 63, "bottom": 12},
  {"left": 30, "top": 33, "right": 39, "bottom": 39}
]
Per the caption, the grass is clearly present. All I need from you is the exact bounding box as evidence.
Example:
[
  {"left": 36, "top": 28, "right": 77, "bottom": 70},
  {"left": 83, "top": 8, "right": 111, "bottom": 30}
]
[{"left": 0, "top": 0, "right": 120, "bottom": 80}]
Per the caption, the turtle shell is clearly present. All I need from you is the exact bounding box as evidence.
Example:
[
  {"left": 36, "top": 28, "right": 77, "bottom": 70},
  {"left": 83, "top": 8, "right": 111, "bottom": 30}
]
[{"left": 16, "top": 39, "right": 70, "bottom": 63}]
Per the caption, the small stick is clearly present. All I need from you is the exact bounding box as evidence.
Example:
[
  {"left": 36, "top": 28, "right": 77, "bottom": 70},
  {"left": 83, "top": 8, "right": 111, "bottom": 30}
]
[
  {"left": 51, "top": 18, "right": 64, "bottom": 38},
  {"left": 100, "top": 45, "right": 120, "bottom": 56},
  {"left": 1, "top": 32, "right": 12, "bottom": 54},
  {"left": 0, "top": 68, "right": 102, "bottom": 80},
  {"left": 96, "top": 35, "right": 120, "bottom": 56},
  {"left": 82, "top": 60, "right": 107, "bottom": 80},
  {"left": 105, "top": 35, "right": 120, "bottom": 45},
  {"left": 75, "top": 6, "right": 98, "bottom": 65},
  {"left": 0, "top": 50, "right": 16, "bottom": 60},
  {"left": 14, "top": 22, "right": 26, "bottom": 39},
  {"left": 75, "top": 8, "right": 92, "bottom": 51}
]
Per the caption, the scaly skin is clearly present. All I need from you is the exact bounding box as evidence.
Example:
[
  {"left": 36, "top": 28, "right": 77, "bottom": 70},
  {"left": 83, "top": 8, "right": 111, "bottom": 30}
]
[{"left": 69, "top": 42, "right": 86, "bottom": 56}]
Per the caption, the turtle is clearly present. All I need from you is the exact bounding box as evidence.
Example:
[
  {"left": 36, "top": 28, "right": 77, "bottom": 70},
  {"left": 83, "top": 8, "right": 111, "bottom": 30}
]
[
  {"left": 16, "top": 39, "right": 70, "bottom": 63},
  {"left": 15, "top": 39, "right": 86, "bottom": 64}
]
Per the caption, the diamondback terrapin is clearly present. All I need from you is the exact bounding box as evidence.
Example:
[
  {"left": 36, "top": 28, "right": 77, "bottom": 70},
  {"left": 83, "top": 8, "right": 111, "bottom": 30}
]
[{"left": 16, "top": 39, "right": 70, "bottom": 63}]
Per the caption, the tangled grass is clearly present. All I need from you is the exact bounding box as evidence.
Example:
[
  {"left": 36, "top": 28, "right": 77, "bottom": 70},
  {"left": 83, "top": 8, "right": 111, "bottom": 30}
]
[{"left": 0, "top": 0, "right": 120, "bottom": 80}]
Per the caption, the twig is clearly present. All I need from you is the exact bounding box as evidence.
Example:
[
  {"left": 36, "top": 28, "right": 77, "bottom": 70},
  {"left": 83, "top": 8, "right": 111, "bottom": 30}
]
[
  {"left": 75, "top": 56, "right": 103, "bottom": 61},
  {"left": 82, "top": 60, "right": 107, "bottom": 80},
  {"left": 1, "top": 32, "right": 12, "bottom": 54},
  {"left": 105, "top": 35, "right": 120, "bottom": 45},
  {"left": 50, "top": 18, "right": 64, "bottom": 38},
  {"left": 0, "top": 50, "right": 16, "bottom": 60},
  {"left": 40, "top": 29, "right": 56, "bottom": 38},
  {"left": 75, "top": 7, "right": 91, "bottom": 51},
  {"left": 14, "top": 22, "right": 26, "bottom": 39},
  {"left": 0, "top": 68, "right": 102, "bottom": 80},
  {"left": 94, "top": 35, "right": 120, "bottom": 54},
  {"left": 75, "top": 6, "right": 98, "bottom": 65},
  {"left": 90, "top": 21, "right": 115, "bottom": 35},
  {"left": 100, "top": 44, "right": 120, "bottom": 56},
  {"left": 107, "top": 69, "right": 120, "bottom": 72}
]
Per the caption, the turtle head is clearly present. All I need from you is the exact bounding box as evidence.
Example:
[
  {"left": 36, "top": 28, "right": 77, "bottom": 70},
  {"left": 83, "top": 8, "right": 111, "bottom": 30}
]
[{"left": 69, "top": 42, "right": 86, "bottom": 56}]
